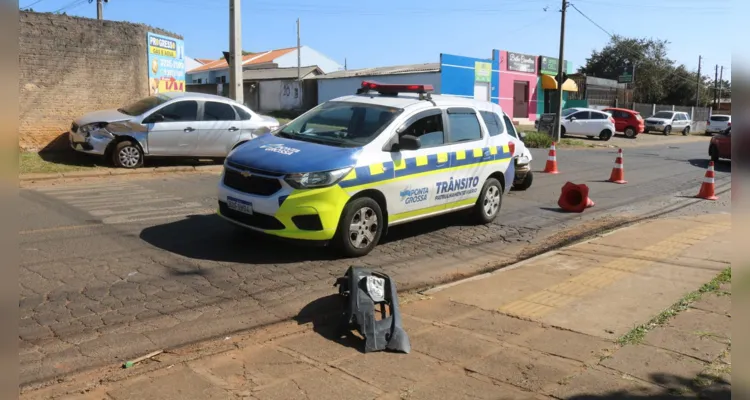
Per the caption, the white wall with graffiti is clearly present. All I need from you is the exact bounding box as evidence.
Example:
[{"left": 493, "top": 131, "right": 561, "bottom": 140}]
[{"left": 259, "top": 80, "right": 303, "bottom": 111}]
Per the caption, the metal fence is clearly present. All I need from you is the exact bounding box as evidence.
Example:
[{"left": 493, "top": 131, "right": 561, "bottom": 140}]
[
  {"left": 631, "top": 103, "right": 711, "bottom": 121},
  {"left": 627, "top": 102, "right": 712, "bottom": 132}
]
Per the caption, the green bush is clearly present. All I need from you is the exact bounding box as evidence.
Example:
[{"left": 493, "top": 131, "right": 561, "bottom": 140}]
[{"left": 521, "top": 131, "right": 553, "bottom": 148}]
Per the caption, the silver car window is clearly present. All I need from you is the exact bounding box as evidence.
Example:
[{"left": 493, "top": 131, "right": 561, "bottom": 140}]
[
  {"left": 203, "top": 102, "right": 237, "bottom": 121},
  {"left": 152, "top": 101, "right": 198, "bottom": 122}
]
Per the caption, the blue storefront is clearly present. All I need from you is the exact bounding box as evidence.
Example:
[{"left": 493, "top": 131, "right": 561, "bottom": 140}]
[{"left": 439, "top": 53, "right": 500, "bottom": 104}]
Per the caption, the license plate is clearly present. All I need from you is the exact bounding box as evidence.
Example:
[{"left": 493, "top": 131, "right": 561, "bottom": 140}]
[{"left": 227, "top": 196, "right": 253, "bottom": 215}]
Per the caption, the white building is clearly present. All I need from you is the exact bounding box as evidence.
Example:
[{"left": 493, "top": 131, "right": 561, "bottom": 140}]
[
  {"left": 314, "top": 63, "right": 441, "bottom": 104},
  {"left": 187, "top": 46, "right": 342, "bottom": 85}
]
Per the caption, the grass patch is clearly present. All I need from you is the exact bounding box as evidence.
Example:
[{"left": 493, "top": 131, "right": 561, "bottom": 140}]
[
  {"left": 617, "top": 267, "right": 731, "bottom": 346},
  {"left": 521, "top": 131, "right": 553, "bottom": 148},
  {"left": 19, "top": 151, "right": 108, "bottom": 175},
  {"left": 559, "top": 138, "right": 588, "bottom": 147},
  {"left": 521, "top": 131, "right": 592, "bottom": 148}
]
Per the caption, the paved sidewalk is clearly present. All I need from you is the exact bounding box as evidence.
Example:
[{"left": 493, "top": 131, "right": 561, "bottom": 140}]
[{"left": 22, "top": 213, "right": 731, "bottom": 400}]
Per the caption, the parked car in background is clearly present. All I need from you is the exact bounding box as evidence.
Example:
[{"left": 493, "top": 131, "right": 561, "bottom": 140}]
[
  {"left": 706, "top": 114, "right": 731, "bottom": 135},
  {"left": 709, "top": 126, "right": 731, "bottom": 162},
  {"left": 643, "top": 111, "right": 692, "bottom": 136},
  {"left": 602, "top": 107, "right": 644, "bottom": 138},
  {"left": 559, "top": 107, "right": 616, "bottom": 141},
  {"left": 69, "top": 92, "right": 280, "bottom": 168}
]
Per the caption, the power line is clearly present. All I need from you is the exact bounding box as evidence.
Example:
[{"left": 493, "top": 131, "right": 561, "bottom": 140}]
[
  {"left": 569, "top": 2, "right": 716, "bottom": 90},
  {"left": 568, "top": 3, "right": 611, "bottom": 37},
  {"left": 20, "top": 0, "right": 46, "bottom": 9},
  {"left": 55, "top": 0, "right": 88, "bottom": 13}
]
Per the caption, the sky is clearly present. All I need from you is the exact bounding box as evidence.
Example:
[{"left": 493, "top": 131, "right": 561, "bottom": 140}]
[{"left": 21, "top": 0, "right": 731, "bottom": 79}]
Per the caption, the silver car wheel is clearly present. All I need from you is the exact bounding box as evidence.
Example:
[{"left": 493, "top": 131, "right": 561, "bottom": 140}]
[
  {"left": 483, "top": 185, "right": 501, "bottom": 217},
  {"left": 118, "top": 146, "right": 141, "bottom": 168},
  {"left": 348, "top": 207, "right": 378, "bottom": 249}
]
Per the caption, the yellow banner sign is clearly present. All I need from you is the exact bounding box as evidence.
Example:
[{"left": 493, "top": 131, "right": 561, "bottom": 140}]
[{"left": 149, "top": 46, "right": 176, "bottom": 58}]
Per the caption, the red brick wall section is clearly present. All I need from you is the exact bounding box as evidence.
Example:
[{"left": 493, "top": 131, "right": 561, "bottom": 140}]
[{"left": 19, "top": 11, "right": 182, "bottom": 151}]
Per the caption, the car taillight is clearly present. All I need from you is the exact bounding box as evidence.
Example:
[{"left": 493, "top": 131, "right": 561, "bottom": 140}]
[
  {"left": 508, "top": 141, "right": 515, "bottom": 157},
  {"left": 728, "top": 122, "right": 731, "bottom": 127},
  {"left": 609, "top": 117, "right": 615, "bottom": 123},
  {"left": 707, "top": 120, "right": 710, "bottom": 125}
]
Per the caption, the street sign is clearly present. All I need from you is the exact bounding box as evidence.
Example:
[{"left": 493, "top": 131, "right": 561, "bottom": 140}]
[{"left": 618, "top": 73, "right": 633, "bottom": 83}]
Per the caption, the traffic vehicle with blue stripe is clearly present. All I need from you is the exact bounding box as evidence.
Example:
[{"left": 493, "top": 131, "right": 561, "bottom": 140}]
[{"left": 217, "top": 81, "right": 517, "bottom": 256}]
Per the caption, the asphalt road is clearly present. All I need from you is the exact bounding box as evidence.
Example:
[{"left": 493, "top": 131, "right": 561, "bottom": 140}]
[{"left": 18, "top": 139, "right": 731, "bottom": 387}]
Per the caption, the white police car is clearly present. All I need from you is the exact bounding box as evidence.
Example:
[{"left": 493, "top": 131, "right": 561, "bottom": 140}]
[{"left": 217, "top": 81, "right": 518, "bottom": 257}]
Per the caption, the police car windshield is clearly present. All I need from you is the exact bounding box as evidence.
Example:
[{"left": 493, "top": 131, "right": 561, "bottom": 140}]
[{"left": 278, "top": 102, "right": 401, "bottom": 147}]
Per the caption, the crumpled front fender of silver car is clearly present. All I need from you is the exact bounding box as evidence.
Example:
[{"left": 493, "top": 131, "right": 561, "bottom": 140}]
[{"left": 110, "top": 130, "right": 149, "bottom": 154}]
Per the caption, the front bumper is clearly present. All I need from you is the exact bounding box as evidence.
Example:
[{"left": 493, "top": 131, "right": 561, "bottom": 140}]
[
  {"left": 69, "top": 130, "right": 112, "bottom": 155},
  {"left": 217, "top": 175, "right": 350, "bottom": 241}
]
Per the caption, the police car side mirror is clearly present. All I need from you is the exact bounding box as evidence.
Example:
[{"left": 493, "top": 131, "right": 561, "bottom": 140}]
[
  {"left": 519, "top": 131, "right": 526, "bottom": 139},
  {"left": 398, "top": 135, "right": 421, "bottom": 151},
  {"left": 568, "top": 116, "right": 576, "bottom": 121}
]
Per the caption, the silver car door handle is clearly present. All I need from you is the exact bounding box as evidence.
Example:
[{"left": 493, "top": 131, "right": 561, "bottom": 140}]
[
  {"left": 184, "top": 127, "right": 195, "bottom": 132},
  {"left": 228, "top": 127, "right": 239, "bottom": 131}
]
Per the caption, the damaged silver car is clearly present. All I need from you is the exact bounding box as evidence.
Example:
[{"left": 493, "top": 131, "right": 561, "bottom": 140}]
[{"left": 69, "top": 92, "right": 280, "bottom": 168}]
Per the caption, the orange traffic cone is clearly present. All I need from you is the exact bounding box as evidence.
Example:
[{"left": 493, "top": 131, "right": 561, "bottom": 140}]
[
  {"left": 607, "top": 148, "right": 627, "bottom": 184},
  {"left": 558, "top": 182, "right": 595, "bottom": 212},
  {"left": 543, "top": 142, "right": 559, "bottom": 174},
  {"left": 696, "top": 161, "right": 718, "bottom": 200}
]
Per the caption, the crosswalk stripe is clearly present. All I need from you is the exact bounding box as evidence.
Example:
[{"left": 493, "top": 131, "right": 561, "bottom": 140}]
[
  {"left": 90, "top": 202, "right": 204, "bottom": 217},
  {"left": 82, "top": 197, "right": 185, "bottom": 210},
  {"left": 33, "top": 181, "right": 211, "bottom": 225},
  {"left": 103, "top": 209, "right": 214, "bottom": 224}
]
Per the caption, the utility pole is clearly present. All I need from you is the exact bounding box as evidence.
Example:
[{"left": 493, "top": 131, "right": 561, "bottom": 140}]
[
  {"left": 717, "top": 65, "right": 723, "bottom": 110},
  {"left": 96, "top": 0, "right": 103, "bottom": 19},
  {"left": 694, "top": 55, "right": 701, "bottom": 107},
  {"left": 296, "top": 18, "right": 301, "bottom": 81},
  {"left": 344, "top": 58, "right": 347, "bottom": 71},
  {"left": 229, "top": 0, "right": 243, "bottom": 103},
  {"left": 713, "top": 65, "right": 718, "bottom": 108},
  {"left": 552, "top": 0, "right": 567, "bottom": 142}
]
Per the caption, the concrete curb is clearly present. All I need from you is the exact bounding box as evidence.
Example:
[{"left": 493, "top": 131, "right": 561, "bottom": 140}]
[{"left": 19, "top": 165, "right": 224, "bottom": 182}]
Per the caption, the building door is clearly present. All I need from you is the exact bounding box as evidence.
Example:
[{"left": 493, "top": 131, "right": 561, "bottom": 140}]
[
  {"left": 473, "top": 82, "right": 490, "bottom": 102},
  {"left": 513, "top": 81, "right": 529, "bottom": 118}
]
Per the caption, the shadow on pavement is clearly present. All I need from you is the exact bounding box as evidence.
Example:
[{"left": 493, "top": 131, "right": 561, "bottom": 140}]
[
  {"left": 688, "top": 158, "right": 731, "bottom": 173},
  {"left": 140, "top": 214, "right": 337, "bottom": 264},
  {"left": 140, "top": 211, "right": 478, "bottom": 263},
  {"left": 566, "top": 372, "right": 731, "bottom": 400},
  {"left": 37, "top": 141, "right": 224, "bottom": 169},
  {"left": 294, "top": 294, "right": 366, "bottom": 353}
]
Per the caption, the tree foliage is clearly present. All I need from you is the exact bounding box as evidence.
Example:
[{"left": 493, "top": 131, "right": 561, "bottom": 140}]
[{"left": 578, "top": 35, "right": 722, "bottom": 106}]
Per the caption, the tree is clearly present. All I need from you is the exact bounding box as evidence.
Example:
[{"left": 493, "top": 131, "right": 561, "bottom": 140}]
[{"left": 578, "top": 35, "right": 711, "bottom": 106}]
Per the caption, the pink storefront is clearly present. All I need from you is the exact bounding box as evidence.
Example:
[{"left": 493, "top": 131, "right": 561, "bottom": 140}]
[{"left": 494, "top": 50, "right": 538, "bottom": 124}]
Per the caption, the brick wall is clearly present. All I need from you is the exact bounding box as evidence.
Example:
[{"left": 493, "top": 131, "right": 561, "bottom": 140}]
[{"left": 19, "top": 11, "right": 181, "bottom": 151}]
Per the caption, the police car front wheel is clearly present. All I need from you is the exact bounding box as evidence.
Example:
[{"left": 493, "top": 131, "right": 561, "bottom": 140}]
[
  {"left": 335, "top": 197, "right": 384, "bottom": 257},
  {"left": 474, "top": 178, "right": 503, "bottom": 224}
]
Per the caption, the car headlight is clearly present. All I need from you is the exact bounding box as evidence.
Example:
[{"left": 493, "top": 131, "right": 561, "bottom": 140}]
[
  {"left": 284, "top": 167, "right": 352, "bottom": 189},
  {"left": 517, "top": 155, "right": 531, "bottom": 165}
]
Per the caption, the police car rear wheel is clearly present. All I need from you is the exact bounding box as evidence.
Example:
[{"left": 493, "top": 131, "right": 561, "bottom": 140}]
[
  {"left": 474, "top": 178, "right": 502, "bottom": 224},
  {"left": 336, "top": 197, "right": 383, "bottom": 257}
]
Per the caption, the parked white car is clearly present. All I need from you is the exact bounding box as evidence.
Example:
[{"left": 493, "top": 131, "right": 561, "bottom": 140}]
[
  {"left": 559, "top": 108, "right": 616, "bottom": 141},
  {"left": 643, "top": 111, "right": 692, "bottom": 136},
  {"left": 69, "top": 92, "right": 280, "bottom": 168},
  {"left": 705, "top": 114, "right": 731, "bottom": 135}
]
